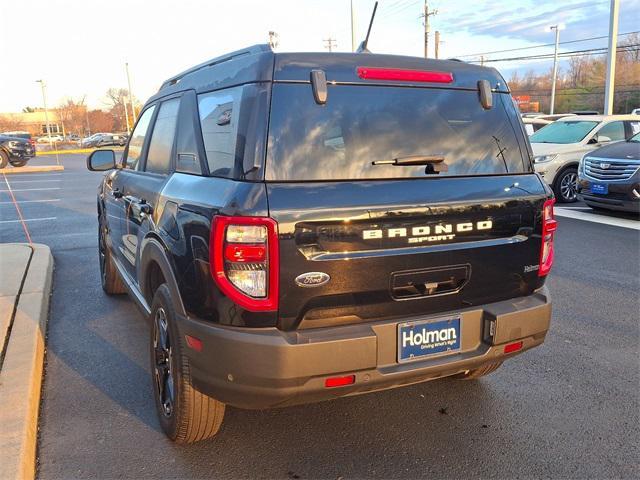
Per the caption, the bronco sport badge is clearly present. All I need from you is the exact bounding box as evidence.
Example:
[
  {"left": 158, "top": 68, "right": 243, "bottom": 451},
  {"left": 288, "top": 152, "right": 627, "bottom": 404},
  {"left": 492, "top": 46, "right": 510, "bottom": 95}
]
[{"left": 362, "top": 220, "right": 493, "bottom": 244}]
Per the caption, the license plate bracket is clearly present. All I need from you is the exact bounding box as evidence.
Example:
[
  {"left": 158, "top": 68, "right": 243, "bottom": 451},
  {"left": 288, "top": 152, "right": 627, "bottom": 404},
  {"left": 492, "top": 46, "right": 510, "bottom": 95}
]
[
  {"left": 590, "top": 183, "right": 608, "bottom": 195},
  {"left": 397, "top": 316, "right": 461, "bottom": 363}
]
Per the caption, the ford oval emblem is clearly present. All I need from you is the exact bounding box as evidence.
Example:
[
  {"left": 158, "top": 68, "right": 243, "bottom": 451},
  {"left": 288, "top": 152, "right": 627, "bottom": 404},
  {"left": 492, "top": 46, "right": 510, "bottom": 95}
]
[{"left": 295, "top": 272, "right": 330, "bottom": 288}]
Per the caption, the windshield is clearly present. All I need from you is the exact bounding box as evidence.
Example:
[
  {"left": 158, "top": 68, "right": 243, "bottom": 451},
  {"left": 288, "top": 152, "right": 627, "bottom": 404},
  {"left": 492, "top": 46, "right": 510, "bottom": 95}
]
[
  {"left": 630, "top": 132, "right": 640, "bottom": 143},
  {"left": 266, "top": 84, "right": 528, "bottom": 181},
  {"left": 530, "top": 120, "right": 598, "bottom": 144}
]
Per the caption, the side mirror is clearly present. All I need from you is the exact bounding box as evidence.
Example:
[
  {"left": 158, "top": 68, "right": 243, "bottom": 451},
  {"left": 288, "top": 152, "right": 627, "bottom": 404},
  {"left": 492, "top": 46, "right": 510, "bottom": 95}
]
[
  {"left": 596, "top": 135, "right": 612, "bottom": 144},
  {"left": 87, "top": 149, "right": 116, "bottom": 171}
]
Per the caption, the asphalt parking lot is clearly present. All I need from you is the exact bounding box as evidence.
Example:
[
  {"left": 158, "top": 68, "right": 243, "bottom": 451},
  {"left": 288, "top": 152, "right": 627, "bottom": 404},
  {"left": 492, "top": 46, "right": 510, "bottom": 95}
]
[{"left": 1, "top": 154, "right": 639, "bottom": 479}]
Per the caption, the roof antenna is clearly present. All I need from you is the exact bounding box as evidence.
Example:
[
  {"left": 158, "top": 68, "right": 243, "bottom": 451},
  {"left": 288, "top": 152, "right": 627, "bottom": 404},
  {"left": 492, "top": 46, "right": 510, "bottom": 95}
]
[{"left": 357, "top": 1, "right": 378, "bottom": 53}]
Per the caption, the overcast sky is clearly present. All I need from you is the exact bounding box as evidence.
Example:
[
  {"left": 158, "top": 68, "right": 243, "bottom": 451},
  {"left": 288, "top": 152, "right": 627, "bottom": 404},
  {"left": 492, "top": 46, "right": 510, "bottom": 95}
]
[{"left": 0, "top": 0, "right": 638, "bottom": 112}]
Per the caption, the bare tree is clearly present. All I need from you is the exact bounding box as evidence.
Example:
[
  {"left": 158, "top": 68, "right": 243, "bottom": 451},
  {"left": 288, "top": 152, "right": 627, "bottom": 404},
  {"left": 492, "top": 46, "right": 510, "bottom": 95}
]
[{"left": 56, "top": 98, "right": 88, "bottom": 136}]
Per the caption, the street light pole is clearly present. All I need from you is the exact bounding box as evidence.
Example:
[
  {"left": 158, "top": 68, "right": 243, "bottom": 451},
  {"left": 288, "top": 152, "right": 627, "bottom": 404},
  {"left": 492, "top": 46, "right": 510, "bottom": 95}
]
[
  {"left": 549, "top": 25, "right": 560, "bottom": 115},
  {"left": 125, "top": 62, "right": 136, "bottom": 123},
  {"left": 603, "top": 0, "right": 620, "bottom": 115},
  {"left": 35, "top": 80, "right": 52, "bottom": 148},
  {"left": 350, "top": 0, "right": 356, "bottom": 52}
]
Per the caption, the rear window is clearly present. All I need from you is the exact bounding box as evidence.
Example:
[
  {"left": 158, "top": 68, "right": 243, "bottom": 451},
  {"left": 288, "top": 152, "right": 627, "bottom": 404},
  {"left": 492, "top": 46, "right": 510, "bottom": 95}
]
[{"left": 265, "top": 84, "right": 528, "bottom": 181}]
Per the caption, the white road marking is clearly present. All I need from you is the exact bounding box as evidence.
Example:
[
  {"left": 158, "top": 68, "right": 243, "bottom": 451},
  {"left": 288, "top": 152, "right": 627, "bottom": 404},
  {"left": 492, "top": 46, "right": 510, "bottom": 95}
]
[
  {"left": 0, "top": 187, "right": 61, "bottom": 192},
  {"left": 0, "top": 217, "right": 57, "bottom": 224},
  {"left": 555, "top": 208, "right": 640, "bottom": 230},
  {"left": 0, "top": 199, "right": 60, "bottom": 204},
  {"left": 4, "top": 179, "right": 61, "bottom": 183}
]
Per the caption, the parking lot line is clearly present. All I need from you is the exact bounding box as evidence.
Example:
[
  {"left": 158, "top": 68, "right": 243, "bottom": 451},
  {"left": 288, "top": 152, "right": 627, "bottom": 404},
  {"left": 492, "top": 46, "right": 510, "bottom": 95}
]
[
  {"left": 4, "top": 179, "right": 62, "bottom": 183},
  {"left": 0, "top": 187, "right": 61, "bottom": 192},
  {"left": 2, "top": 174, "right": 33, "bottom": 243},
  {"left": 0, "top": 217, "right": 57, "bottom": 224},
  {"left": 0, "top": 199, "right": 61, "bottom": 204},
  {"left": 555, "top": 208, "right": 640, "bottom": 230}
]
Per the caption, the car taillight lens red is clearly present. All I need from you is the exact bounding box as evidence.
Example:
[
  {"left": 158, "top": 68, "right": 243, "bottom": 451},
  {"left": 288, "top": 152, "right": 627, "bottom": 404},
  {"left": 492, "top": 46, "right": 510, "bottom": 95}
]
[
  {"left": 357, "top": 67, "right": 453, "bottom": 83},
  {"left": 210, "top": 216, "right": 279, "bottom": 311},
  {"left": 538, "top": 198, "right": 558, "bottom": 277}
]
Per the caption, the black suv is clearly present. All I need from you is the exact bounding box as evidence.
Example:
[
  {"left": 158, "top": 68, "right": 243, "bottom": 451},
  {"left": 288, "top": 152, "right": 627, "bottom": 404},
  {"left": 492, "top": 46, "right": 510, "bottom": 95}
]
[
  {"left": 87, "top": 45, "right": 555, "bottom": 443},
  {"left": 0, "top": 134, "right": 36, "bottom": 168}
]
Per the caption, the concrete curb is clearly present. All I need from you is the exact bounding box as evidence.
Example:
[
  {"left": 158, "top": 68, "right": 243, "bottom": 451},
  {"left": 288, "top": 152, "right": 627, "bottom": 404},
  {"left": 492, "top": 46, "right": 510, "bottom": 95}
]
[
  {"left": 0, "top": 244, "right": 54, "bottom": 480},
  {"left": 36, "top": 147, "right": 124, "bottom": 156},
  {"left": 0, "top": 165, "right": 64, "bottom": 175}
]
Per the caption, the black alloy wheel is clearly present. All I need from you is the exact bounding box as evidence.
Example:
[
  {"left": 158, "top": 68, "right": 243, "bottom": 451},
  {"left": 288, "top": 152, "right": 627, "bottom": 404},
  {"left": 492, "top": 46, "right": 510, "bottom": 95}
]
[{"left": 153, "top": 307, "right": 175, "bottom": 417}]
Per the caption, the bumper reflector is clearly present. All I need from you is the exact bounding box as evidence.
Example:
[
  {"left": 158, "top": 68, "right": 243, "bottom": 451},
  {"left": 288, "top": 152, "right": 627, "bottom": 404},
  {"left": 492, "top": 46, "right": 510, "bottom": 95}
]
[
  {"left": 185, "top": 335, "right": 203, "bottom": 352},
  {"left": 325, "top": 375, "right": 355, "bottom": 388},
  {"left": 504, "top": 341, "right": 523, "bottom": 354}
]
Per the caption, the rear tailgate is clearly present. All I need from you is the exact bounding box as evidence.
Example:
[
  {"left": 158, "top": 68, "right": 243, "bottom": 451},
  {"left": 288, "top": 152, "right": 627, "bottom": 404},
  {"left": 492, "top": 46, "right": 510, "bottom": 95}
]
[
  {"left": 264, "top": 75, "right": 548, "bottom": 330},
  {"left": 268, "top": 175, "right": 548, "bottom": 330}
]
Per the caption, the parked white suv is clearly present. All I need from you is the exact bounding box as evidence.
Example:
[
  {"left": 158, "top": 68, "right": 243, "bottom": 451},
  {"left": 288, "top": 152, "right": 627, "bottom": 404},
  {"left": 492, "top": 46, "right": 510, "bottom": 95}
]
[{"left": 530, "top": 115, "right": 640, "bottom": 202}]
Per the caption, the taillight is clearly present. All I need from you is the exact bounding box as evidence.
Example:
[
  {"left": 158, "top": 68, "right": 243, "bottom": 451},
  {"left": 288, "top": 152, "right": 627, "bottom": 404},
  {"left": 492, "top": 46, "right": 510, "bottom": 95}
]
[
  {"left": 210, "top": 216, "right": 279, "bottom": 311},
  {"left": 538, "top": 198, "right": 558, "bottom": 277},
  {"left": 357, "top": 67, "right": 453, "bottom": 83}
]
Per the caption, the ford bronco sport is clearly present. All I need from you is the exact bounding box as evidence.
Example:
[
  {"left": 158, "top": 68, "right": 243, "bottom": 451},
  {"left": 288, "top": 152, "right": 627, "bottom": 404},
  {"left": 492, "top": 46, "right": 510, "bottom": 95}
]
[{"left": 87, "top": 44, "right": 555, "bottom": 443}]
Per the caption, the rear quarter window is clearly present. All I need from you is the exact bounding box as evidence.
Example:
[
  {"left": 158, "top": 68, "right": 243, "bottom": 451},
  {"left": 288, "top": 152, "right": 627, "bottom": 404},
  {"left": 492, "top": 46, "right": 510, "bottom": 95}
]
[
  {"left": 197, "top": 87, "right": 241, "bottom": 178},
  {"left": 266, "top": 84, "right": 529, "bottom": 181}
]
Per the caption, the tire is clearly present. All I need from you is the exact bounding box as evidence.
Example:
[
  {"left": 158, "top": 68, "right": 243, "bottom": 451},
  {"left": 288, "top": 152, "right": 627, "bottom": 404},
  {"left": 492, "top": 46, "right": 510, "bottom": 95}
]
[
  {"left": 454, "top": 362, "right": 503, "bottom": 380},
  {"left": 10, "top": 160, "right": 27, "bottom": 167},
  {"left": 0, "top": 150, "right": 8, "bottom": 169},
  {"left": 553, "top": 167, "right": 579, "bottom": 203},
  {"left": 99, "top": 212, "right": 126, "bottom": 294},
  {"left": 150, "top": 284, "right": 225, "bottom": 443}
]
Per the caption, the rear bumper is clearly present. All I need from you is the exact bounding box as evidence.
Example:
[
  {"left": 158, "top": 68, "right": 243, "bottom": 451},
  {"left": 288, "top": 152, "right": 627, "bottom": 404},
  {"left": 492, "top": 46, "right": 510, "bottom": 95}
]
[{"left": 178, "top": 287, "right": 552, "bottom": 409}]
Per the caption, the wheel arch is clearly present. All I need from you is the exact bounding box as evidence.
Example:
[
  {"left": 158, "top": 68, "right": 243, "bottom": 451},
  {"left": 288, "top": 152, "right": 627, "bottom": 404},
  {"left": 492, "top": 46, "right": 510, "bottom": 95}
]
[
  {"left": 552, "top": 162, "right": 579, "bottom": 186},
  {"left": 139, "top": 235, "right": 187, "bottom": 317}
]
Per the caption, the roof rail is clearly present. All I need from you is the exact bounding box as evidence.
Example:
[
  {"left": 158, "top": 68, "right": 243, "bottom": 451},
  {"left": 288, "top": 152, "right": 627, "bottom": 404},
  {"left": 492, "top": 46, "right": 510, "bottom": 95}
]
[{"left": 158, "top": 44, "right": 273, "bottom": 91}]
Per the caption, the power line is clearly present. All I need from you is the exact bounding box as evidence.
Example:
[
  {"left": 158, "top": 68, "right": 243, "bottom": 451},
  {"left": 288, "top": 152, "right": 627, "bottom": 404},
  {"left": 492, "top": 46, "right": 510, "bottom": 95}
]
[
  {"left": 456, "top": 30, "right": 640, "bottom": 58},
  {"left": 379, "top": 0, "right": 420, "bottom": 19},
  {"left": 468, "top": 44, "right": 639, "bottom": 63}
]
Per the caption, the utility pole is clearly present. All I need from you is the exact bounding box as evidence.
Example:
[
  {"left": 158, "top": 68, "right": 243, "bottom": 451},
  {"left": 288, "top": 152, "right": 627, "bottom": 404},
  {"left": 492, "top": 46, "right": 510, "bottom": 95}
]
[
  {"left": 125, "top": 62, "right": 136, "bottom": 123},
  {"left": 604, "top": 0, "right": 620, "bottom": 115},
  {"left": 323, "top": 37, "right": 337, "bottom": 52},
  {"left": 422, "top": 1, "right": 437, "bottom": 58},
  {"left": 549, "top": 25, "right": 560, "bottom": 115},
  {"left": 350, "top": 0, "right": 356, "bottom": 52},
  {"left": 123, "top": 95, "right": 131, "bottom": 135},
  {"left": 434, "top": 31, "right": 440, "bottom": 59},
  {"left": 35, "top": 79, "right": 52, "bottom": 147}
]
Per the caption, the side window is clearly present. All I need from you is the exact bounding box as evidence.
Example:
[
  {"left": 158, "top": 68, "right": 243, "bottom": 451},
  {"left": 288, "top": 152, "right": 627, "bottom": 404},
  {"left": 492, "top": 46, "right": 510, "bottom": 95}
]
[
  {"left": 197, "top": 87, "right": 241, "bottom": 177},
  {"left": 123, "top": 106, "right": 156, "bottom": 170},
  {"left": 628, "top": 121, "right": 640, "bottom": 136},
  {"left": 597, "top": 121, "right": 625, "bottom": 142},
  {"left": 145, "top": 98, "right": 181, "bottom": 175}
]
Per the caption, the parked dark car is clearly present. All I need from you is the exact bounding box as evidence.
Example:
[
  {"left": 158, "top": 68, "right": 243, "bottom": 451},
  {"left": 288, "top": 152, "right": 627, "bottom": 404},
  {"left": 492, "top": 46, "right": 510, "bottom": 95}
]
[
  {"left": 578, "top": 131, "right": 640, "bottom": 213},
  {"left": 82, "top": 133, "right": 127, "bottom": 148},
  {"left": 0, "top": 134, "right": 36, "bottom": 168},
  {"left": 87, "top": 44, "right": 555, "bottom": 443}
]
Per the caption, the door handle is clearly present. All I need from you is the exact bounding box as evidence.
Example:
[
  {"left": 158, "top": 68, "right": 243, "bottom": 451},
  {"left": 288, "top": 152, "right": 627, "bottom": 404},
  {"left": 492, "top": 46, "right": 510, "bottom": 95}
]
[
  {"left": 111, "top": 188, "right": 123, "bottom": 199},
  {"left": 124, "top": 196, "right": 153, "bottom": 216}
]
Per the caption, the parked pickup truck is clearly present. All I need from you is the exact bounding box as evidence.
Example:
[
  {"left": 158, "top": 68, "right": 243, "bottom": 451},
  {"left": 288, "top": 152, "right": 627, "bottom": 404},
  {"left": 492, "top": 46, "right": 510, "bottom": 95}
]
[{"left": 87, "top": 44, "right": 555, "bottom": 443}]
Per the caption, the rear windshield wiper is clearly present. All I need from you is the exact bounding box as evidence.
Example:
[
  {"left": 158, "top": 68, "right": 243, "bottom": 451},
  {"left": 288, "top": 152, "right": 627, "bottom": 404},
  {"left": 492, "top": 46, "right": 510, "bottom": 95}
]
[
  {"left": 372, "top": 155, "right": 446, "bottom": 166},
  {"left": 372, "top": 155, "right": 448, "bottom": 174}
]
